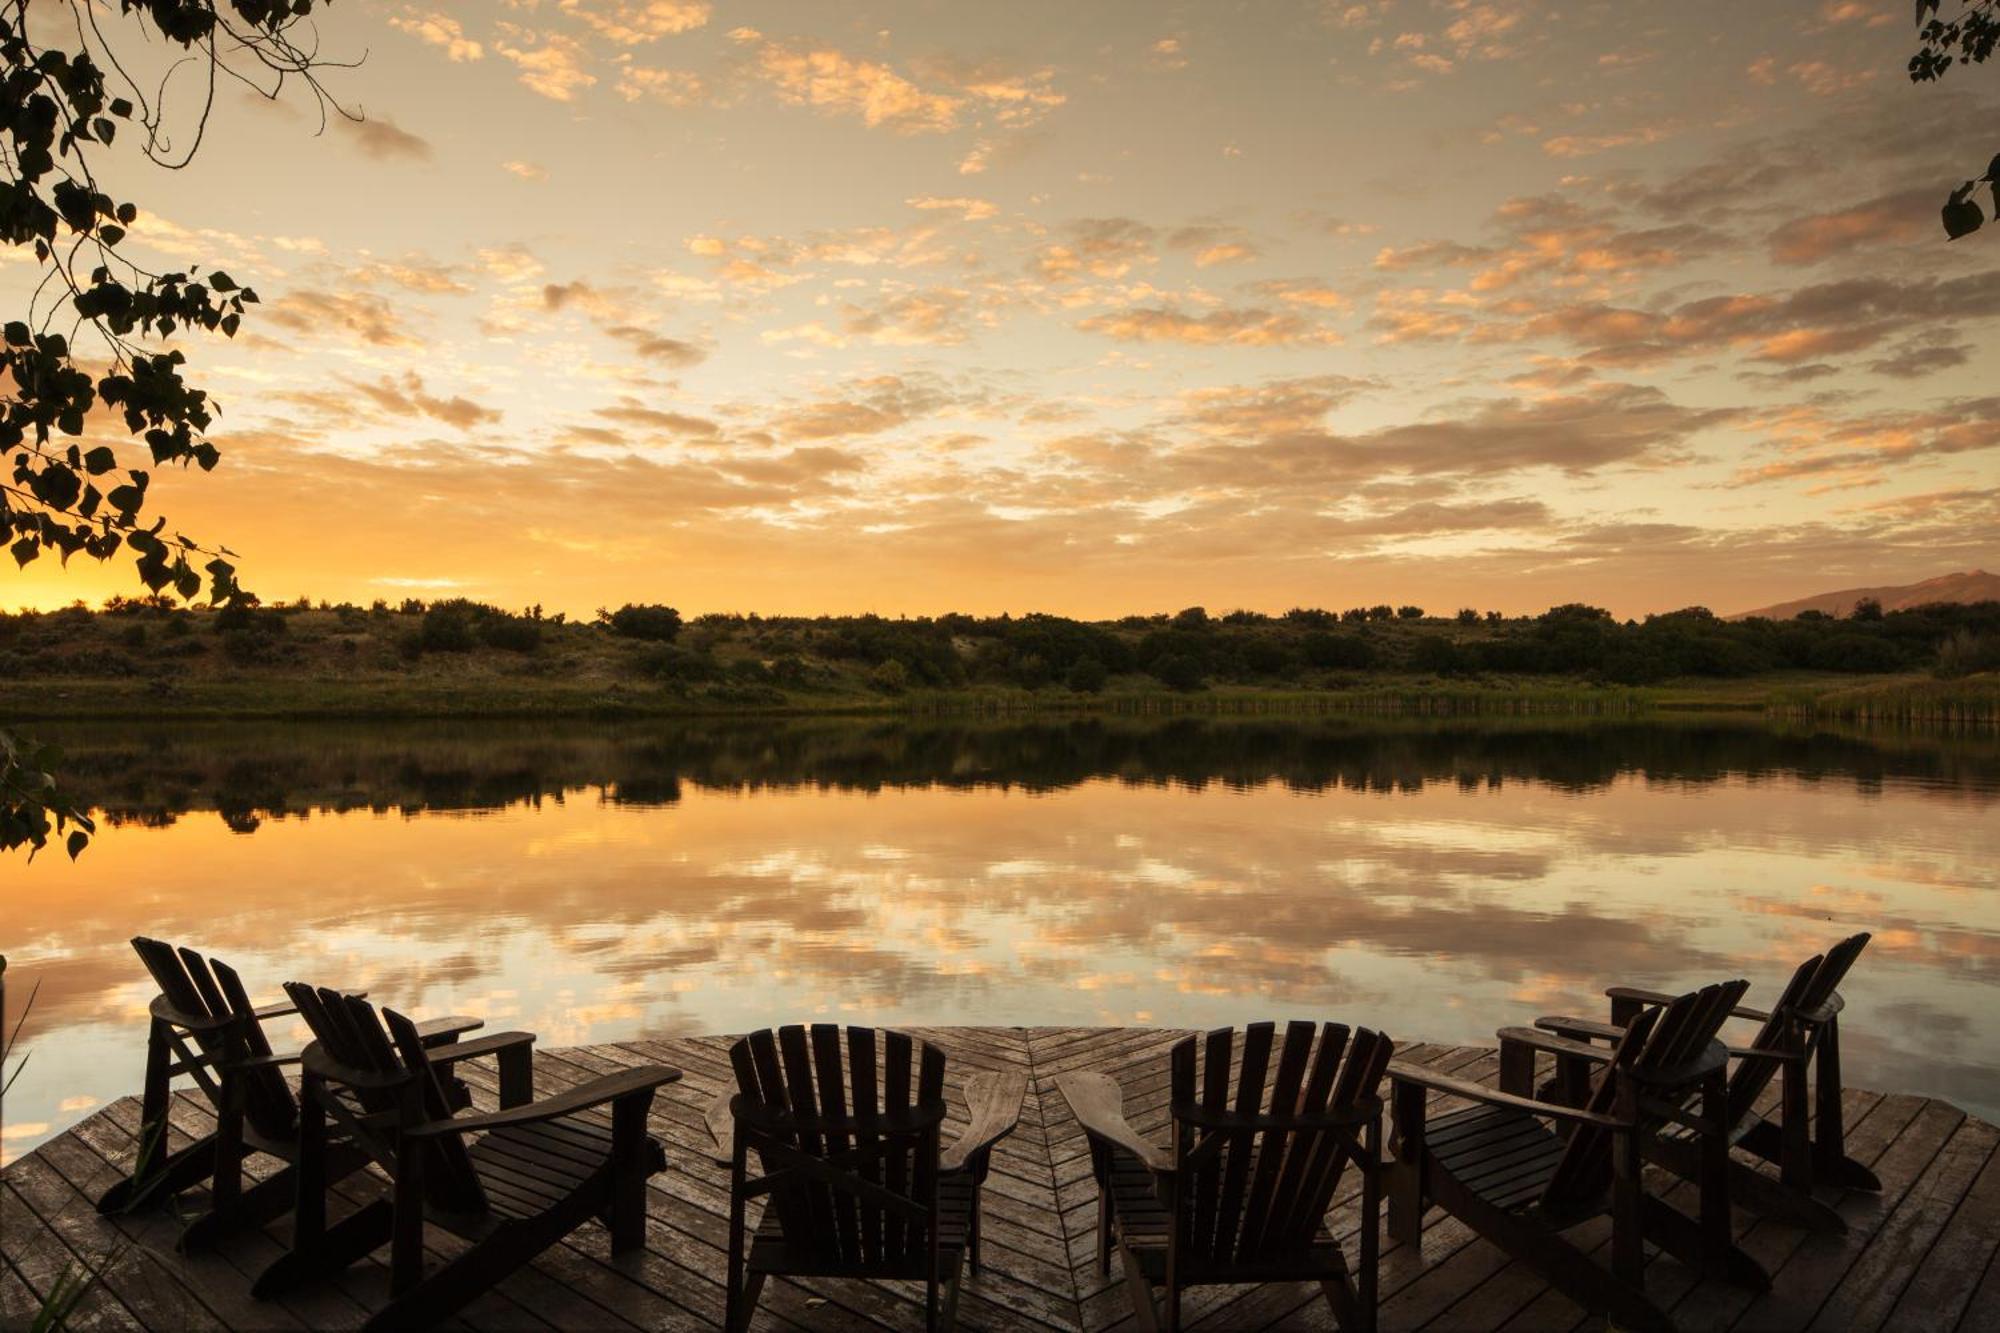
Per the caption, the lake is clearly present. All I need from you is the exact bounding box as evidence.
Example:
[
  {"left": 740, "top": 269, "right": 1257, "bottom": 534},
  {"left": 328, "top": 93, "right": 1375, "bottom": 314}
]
[{"left": 3, "top": 713, "right": 1996, "bottom": 1162}]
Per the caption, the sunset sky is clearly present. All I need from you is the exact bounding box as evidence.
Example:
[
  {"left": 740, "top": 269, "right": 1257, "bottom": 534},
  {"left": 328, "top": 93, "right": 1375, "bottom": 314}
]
[{"left": 8, "top": 0, "right": 1998, "bottom": 618}]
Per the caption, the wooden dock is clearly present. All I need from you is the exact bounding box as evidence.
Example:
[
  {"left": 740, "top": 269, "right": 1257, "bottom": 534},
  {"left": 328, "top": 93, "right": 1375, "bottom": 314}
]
[{"left": 2, "top": 1027, "right": 1995, "bottom": 1331}]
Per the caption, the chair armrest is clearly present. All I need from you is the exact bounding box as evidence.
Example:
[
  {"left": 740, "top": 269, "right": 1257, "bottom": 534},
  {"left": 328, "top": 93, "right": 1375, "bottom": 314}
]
[
  {"left": 1605, "top": 986, "right": 1769, "bottom": 1024},
  {"left": 1726, "top": 1043, "right": 1806, "bottom": 1064},
  {"left": 1496, "top": 1027, "right": 1616, "bottom": 1064},
  {"left": 1053, "top": 1072, "right": 1172, "bottom": 1173},
  {"left": 231, "top": 1012, "right": 470, "bottom": 1073},
  {"left": 152, "top": 995, "right": 237, "bottom": 1034},
  {"left": 943, "top": 1071, "right": 1027, "bottom": 1172},
  {"left": 408, "top": 1066, "right": 681, "bottom": 1138},
  {"left": 251, "top": 989, "right": 365, "bottom": 1022},
  {"left": 233, "top": 1051, "right": 304, "bottom": 1071},
  {"left": 423, "top": 1031, "right": 533, "bottom": 1070},
  {"left": 412, "top": 1015, "right": 485, "bottom": 1045},
  {"left": 1604, "top": 985, "right": 1675, "bottom": 1007},
  {"left": 301, "top": 1041, "right": 410, "bottom": 1091},
  {"left": 1386, "top": 1060, "right": 1629, "bottom": 1131},
  {"left": 1534, "top": 1014, "right": 1625, "bottom": 1041}
]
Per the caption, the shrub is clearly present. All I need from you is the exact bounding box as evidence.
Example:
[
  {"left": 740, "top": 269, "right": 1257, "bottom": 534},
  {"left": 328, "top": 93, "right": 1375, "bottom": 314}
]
[
  {"left": 1936, "top": 629, "right": 2000, "bottom": 679},
  {"left": 1065, "top": 655, "right": 1109, "bottom": 693},
  {"left": 1153, "top": 653, "right": 1206, "bottom": 691},
  {"left": 418, "top": 604, "right": 477, "bottom": 653},
  {"left": 1409, "top": 636, "right": 1469, "bottom": 676},
  {"left": 478, "top": 617, "right": 542, "bottom": 653},
  {"left": 635, "top": 643, "right": 718, "bottom": 683},
  {"left": 1301, "top": 631, "right": 1376, "bottom": 670},
  {"left": 1807, "top": 633, "right": 1905, "bottom": 673},
  {"left": 603, "top": 604, "right": 683, "bottom": 642},
  {"left": 869, "top": 659, "right": 911, "bottom": 693}
]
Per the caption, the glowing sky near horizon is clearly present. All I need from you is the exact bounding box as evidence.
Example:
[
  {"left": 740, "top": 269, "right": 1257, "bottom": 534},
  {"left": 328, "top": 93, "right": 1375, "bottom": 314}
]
[{"left": 5, "top": 0, "right": 1998, "bottom": 618}]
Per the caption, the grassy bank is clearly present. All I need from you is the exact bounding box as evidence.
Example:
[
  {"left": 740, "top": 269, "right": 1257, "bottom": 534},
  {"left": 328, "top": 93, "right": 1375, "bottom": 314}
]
[
  {"left": 2, "top": 603, "right": 1992, "bottom": 723},
  {"left": 4, "top": 667, "right": 1991, "bottom": 723},
  {"left": 1767, "top": 674, "right": 2000, "bottom": 724}
]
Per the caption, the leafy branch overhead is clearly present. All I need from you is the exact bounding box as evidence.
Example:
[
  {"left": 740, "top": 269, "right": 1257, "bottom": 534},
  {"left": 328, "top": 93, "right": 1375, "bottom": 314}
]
[
  {"left": 2, "top": 1, "right": 352, "bottom": 856},
  {"left": 1912, "top": 0, "right": 2000, "bottom": 237}
]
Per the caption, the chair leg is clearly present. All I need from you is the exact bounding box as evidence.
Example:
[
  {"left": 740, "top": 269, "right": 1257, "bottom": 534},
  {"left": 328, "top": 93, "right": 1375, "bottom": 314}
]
[
  {"left": 726, "top": 1272, "right": 765, "bottom": 1333},
  {"left": 1611, "top": 1131, "right": 1644, "bottom": 1290},
  {"left": 1388, "top": 1081, "right": 1426, "bottom": 1245},
  {"left": 1118, "top": 1237, "right": 1161, "bottom": 1333},
  {"left": 96, "top": 1134, "right": 217, "bottom": 1215},
  {"left": 1811, "top": 1018, "right": 1881, "bottom": 1191},
  {"left": 180, "top": 1161, "right": 301, "bottom": 1252},
  {"left": 252, "top": 1199, "right": 394, "bottom": 1298},
  {"left": 969, "top": 1188, "right": 983, "bottom": 1275},
  {"left": 609, "top": 1094, "right": 653, "bottom": 1252},
  {"left": 1357, "top": 1123, "right": 1381, "bottom": 1331},
  {"left": 939, "top": 1271, "right": 963, "bottom": 1333},
  {"left": 1780, "top": 1050, "right": 1814, "bottom": 1193},
  {"left": 1641, "top": 1196, "right": 1770, "bottom": 1290},
  {"left": 1320, "top": 1275, "right": 1365, "bottom": 1333},
  {"left": 1095, "top": 1147, "right": 1114, "bottom": 1276}
]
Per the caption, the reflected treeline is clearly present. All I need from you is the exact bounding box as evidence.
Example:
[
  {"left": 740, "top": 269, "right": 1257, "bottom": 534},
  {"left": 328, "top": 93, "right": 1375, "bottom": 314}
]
[{"left": 38, "top": 715, "right": 2000, "bottom": 831}]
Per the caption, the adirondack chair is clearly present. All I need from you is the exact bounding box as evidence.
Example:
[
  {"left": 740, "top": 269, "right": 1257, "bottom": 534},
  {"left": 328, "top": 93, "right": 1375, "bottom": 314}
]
[
  {"left": 1055, "top": 1021, "right": 1395, "bottom": 1333},
  {"left": 1389, "top": 982, "right": 1764, "bottom": 1333},
  {"left": 94, "top": 937, "right": 515, "bottom": 1251},
  {"left": 252, "top": 986, "right": 680, "bottom": 1332},
  {"left": 1530, "top": 932, "right": 1876, "bottom": 1233},
  {"left": 720, "top": 1025, "right": 1026, "bottom": 1333}
]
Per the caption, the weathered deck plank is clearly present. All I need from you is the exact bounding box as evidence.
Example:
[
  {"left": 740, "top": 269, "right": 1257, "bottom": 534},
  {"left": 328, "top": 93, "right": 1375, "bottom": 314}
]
[{"left": 2, "top": 1027, "right": 1992, "bottom": 1332}]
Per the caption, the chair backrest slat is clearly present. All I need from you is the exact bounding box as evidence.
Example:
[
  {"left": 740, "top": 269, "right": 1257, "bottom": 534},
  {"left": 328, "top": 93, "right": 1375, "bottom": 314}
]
[
  {"left": 731, "top": 1026, "right": 947, "bottom": 1274},
  {"left": 1168, "top": 1022, "right": 1392, "bottom": 1275},
  {"left": 1234, "top": 1021, "right": 1315, "bottom": 1260},
  {"left": 882, "top": 1028, "right": 914, "bottom": 1262},
  {"left": 1293, "top": 1027, "right": 1392, "bottom": 1243},
  {"left": 1205, "top": 1022, "right": 1273, "bottom": 1260},
  {"left": 1545, "top": 980, "right": 1748, "bottom": 1211},
  {"left": 383, "top": 1006, "right": 487, "bottom": 1213},
  {"left": 131, "top": 938, "right": 296, "bottom": 1140},
  {"left": 1268, "top": 1023, "right": 1351, "bottom": 1249},
  {"left": 1187, "top": 1027, "right": 1231, "bottom": 1260},
  {"left": 1728, "top": 934, "right": 1870, "bottom": 1125},
  {"left": 283, "top": 984, "right": 487, "bottom": 1214},
  {"left": 176, "top": 947, "right": 232, "bottom": 1020},
  {"left": 810, "top": 1022, "right": 860, "bottom": 1263},
  {"left": 848, "top": 1025, "right": 885, "bottom": 1265}
]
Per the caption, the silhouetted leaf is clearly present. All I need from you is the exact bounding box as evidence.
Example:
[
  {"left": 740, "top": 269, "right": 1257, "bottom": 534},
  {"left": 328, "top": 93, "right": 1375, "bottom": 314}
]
[{"left": 1943, "top": 196, "right": 1985, "bottom": 238}]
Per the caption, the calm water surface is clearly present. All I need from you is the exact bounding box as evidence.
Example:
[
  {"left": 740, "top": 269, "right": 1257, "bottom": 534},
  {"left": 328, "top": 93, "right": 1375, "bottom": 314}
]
[{"left": 3, "top": 715, "right": 1996, "bottom": 1161}]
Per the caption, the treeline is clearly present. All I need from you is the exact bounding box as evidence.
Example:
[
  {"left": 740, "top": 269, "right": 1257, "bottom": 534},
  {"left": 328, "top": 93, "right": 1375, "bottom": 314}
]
[
  {"left": 41, "top": 715, "right": 2000, "bottom": 831},
  {"left": 5, "top": 594, "right": 1999, "bottom": 695}
]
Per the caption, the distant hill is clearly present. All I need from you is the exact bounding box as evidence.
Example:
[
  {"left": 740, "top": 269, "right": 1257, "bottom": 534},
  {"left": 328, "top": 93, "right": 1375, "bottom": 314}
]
[{"left": 1731, "top": 570, "right": 2000, "bottom": 620}]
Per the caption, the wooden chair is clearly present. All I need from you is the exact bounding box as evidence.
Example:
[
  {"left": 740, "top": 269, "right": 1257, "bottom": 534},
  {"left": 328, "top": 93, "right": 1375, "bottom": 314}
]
[
  {"left": 1531, "top": 932, "right": 1876, "bottom": 1232},
  {"left": 1389, "top": 982, "right": 1764, "bottom": 1333},
  {"left": 719, "top": 1025, "right": 1026, "bottom": 1333},
  {"left": 1055, "top": 1021, "right": 1394, "bottom": 1333},
  {"left": 94, "top": 937, "right": 511, "bottom": 1250},
  {"left": 252, "top": 986, "right": 680, "bottom": 1332}
]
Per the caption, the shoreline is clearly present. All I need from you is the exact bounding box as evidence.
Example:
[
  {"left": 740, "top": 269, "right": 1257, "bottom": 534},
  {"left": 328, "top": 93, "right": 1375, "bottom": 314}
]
[{"left": 8, "top": 670, "right": 1996, "bottom": 724}]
